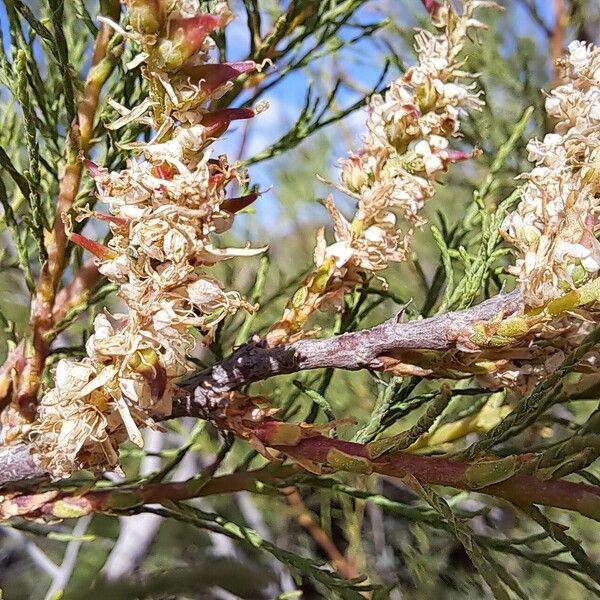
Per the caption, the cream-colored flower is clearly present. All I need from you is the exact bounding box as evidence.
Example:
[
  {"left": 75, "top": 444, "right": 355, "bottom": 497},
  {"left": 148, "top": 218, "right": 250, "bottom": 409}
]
[
  {"left": 267, "top": 0, "right": 493, "bottom": 345},
  {"left": 32, "top": 0, "right": 265, "bottom": 476},
  {"left": 502, "top": 40, "right": 600, "bottom": 307},
  {"left": 327, "top": 1, "right": 488, "bottom": 285}
]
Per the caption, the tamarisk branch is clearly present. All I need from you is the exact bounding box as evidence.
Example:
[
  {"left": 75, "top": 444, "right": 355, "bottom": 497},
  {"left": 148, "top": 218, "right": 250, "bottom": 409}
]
[
  {"left": 177, "top": 290, "right": 523, "bottom": 419},
  {"left": 3, "top": 288, "right": 600, "bottom": 521}
]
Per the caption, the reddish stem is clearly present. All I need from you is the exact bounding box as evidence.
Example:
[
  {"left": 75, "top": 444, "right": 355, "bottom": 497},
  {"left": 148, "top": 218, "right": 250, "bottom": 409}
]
[
  {"left": 0, "top": 260, "right": 100, "bottom": 412},
  {"left": 273, "top": 436, "right": 600, "bottom": 520},
  {"left": 70, "top": 233, "right": 117, "bottom": 261},
  {"left": 12, "top": 9, "right": 119, "bottom": 418}
]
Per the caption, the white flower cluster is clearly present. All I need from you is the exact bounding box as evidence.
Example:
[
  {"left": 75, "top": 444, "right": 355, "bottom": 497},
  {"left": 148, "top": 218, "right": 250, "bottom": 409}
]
[
  {"left": 323, "top": 0, "right": 492, "bottom": 277},
  {"left": 502, "top": 41, "right": 600, "bottom": 307},
  {"left": 474, "top": 40, "right": 600, "bottom": 393},
  {"left": 32, "top": 0, "right": 265, "bottom": 476},
  {"left": 268, "top": 0, "right": 493, "bottom": 344}
]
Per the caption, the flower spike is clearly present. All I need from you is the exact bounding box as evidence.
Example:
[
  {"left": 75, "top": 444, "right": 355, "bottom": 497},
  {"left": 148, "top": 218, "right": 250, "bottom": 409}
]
[{"left": 32, "top": 0, "right": 265, "bottom": 477}]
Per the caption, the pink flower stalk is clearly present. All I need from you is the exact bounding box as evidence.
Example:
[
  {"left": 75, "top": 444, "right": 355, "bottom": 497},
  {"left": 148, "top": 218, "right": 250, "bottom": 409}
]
[{"left": 91, "top": 212, "right": 130, "bottom": 229}]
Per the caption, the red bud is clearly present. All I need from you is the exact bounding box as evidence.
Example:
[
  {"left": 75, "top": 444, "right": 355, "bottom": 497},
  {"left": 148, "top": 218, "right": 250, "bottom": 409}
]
[
  {"left": 181, "top": 61, "right": 256, "bottom": 94},
  {"left": 170, "top": 14, "right": 222, "bottom": 47},
  {"left": 222, "top": 192, "right": 259, "bottom": 214},
  {"left": 421, "top": 0, "right": 443, "bottom": 17},
  {"left": 70, "top": 233, "right": 118, "bottom": 261},
  {"left": 203, "top": 107, "right": 255, "bottom": 138}
]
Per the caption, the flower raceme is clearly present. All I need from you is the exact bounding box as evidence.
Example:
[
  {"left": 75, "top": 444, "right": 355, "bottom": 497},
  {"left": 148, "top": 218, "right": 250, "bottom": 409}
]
[
  {"left": 30, "top": 1, "right": 267, "bottom": 476},
  {"left": 268, "top": 0, "right": 496, "bottom": 345},
  {"left": 470, "top": 40, "right": 600, "bottom": 392},
  {"left": 502, "top": 41, "right": 600, "bottom": 308}
]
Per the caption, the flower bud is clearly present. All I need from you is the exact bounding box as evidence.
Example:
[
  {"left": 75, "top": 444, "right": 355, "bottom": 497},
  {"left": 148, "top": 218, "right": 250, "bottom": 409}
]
[
  {"left": 384, "top": 105, "right": 420, "bottom": 152},
  {"left": 221, "top": 192, "right": 260, "bottom": 214},
  {"left": 153, "top": 14, "right": 223, "bottom": 72},
  {"left": 83, "top": 159, "right": 104, "bottom": 178},
  {"left": 180, "top": 61, "right": 256, "bottom": 96},
  {"left": 420, "top": 0, "right": 448, "bottom": 25},
  {"left": 446, "top": 148, "right": 477, "bottom": 164},
  {"left": 341, "top": 155, "right": 369, "bottom": 192},
  {"left": 70, "top": 233, "right": 118, "bottom": 261},
  {"left": 202, "top": 107, "right": 256, "bottom": 138},
  {"left": 126, "top": 0, "right": 165, "bottom": 35},
  {"left": 129, "top": 348, "right": 166, "bottom": 401}
]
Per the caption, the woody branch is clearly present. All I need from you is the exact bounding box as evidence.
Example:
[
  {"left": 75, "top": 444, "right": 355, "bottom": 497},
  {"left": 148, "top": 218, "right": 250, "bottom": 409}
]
[
  {"left": 2, "top": 288, "right": 600, "bottom": 521},
  {"left": 176, "top": 290, "right": 523, "bottom": 418}
]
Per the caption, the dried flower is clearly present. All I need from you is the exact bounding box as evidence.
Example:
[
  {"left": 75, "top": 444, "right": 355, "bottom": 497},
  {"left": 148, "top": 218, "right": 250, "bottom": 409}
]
[{"left": 31, "top": 0, "right": 265, "bottom": 476}]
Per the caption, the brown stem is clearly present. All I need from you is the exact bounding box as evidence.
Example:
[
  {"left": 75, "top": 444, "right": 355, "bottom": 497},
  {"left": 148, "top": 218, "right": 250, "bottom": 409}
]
[
  {"left": 177, "top": 290, "right": 522, "bottom": 418},
  {"left": 13, "top": 10, "right": 119, "bottom": 419},
  {"left": 51, "top": 260, "right": 102, "bottom": 323},
  {"left": 1, "top": 436, "right": 598, "bottom": 522},
  {"left": 0, "top": 463, "right": 300, "bottom": 519},
  {"left": 282, "top": 486, "right": 358, "bottom": 579}
]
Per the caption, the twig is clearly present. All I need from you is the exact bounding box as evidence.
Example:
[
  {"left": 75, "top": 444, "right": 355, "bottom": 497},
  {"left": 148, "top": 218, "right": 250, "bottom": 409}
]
[
  {"left": 282, "top": 486, "right": 358, "bottom": 579},
  {"left": 0, "top": 438, "right": 599, "bottom": 520},
  {"left": 273, "top": 436, "right": 600, "bottom": 520},
  {"left": 13, "top": 3, "right": 119, "bottom": 419},
  {"left": 178, "top": 290, "right": 522, "bottom": 418}
]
